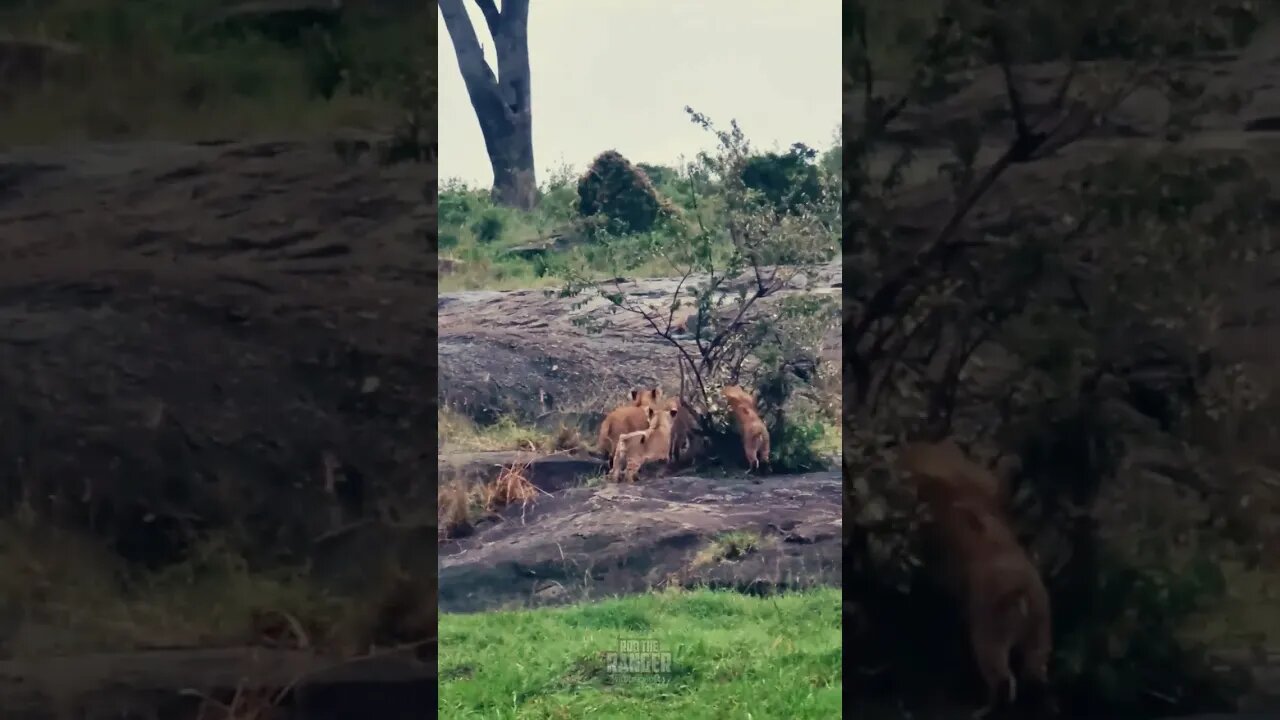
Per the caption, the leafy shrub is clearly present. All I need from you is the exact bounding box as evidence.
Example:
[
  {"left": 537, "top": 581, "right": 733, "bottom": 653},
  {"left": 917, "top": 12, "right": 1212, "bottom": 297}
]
[
  {"left": 469, "top": 208, "right": 507, "bottom": 244},
  {"left": 636, "top": 162, "right": 677, "bottom": 188},
  {"left": 768, "top": 419, "right": 828, "bottom": 473},
  {"left": 1052, "top": 550, "right": 1238, "bottom": 716},
  {"left": 740, "top": 143, "right": 822, "bottom": 214},
  {"left": 439, "top": 185, "right": 488, "bottom": 229}
]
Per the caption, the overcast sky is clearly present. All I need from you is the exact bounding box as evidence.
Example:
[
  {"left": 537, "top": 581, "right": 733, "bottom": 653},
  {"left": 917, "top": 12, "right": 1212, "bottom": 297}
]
[{"left": 438, "top": 1, "right": 841, "bottom": 187}]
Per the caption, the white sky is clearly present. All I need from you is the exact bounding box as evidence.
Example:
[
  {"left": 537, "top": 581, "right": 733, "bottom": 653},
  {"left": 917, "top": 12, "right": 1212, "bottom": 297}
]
[{"left": 438, "top": 1, "right": 841, "bottom": 188}]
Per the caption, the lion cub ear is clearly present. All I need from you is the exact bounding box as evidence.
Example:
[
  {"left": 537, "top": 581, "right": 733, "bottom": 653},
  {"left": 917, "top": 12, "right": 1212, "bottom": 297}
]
[
  {"left": 652, "top": 387, "right": 663, "bottom": 399},
  {"left": 630, "top": 389, "right": 639, "bottom": 401}
]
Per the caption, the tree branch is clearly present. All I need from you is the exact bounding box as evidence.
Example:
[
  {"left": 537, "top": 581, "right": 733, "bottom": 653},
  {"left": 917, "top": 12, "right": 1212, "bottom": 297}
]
[
  {"left": 472, "top": 0, "right": 501, "bottom": 40},
  {"left": 438, "top": 0, "right": 498, "bottom": 90}
]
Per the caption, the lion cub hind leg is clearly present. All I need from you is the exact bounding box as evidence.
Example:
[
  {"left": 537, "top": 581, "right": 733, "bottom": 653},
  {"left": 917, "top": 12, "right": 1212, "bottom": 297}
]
[
  {"left": 612, "top": 429, "right": 648, "bottom": 483},
  {"left": 969, "top": 585, "right": 1025, "bottom": 719}
]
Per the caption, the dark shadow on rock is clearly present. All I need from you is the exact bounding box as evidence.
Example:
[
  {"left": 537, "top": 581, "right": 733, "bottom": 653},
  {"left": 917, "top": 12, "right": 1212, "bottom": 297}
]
[{"left": 438, "top": 451, "right": 606, "bottom": 493}]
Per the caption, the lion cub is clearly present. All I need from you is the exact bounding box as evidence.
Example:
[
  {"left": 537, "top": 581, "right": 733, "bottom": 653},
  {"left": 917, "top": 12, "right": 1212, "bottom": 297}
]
[
  {"left": 610, "top": 398, "right": 680, "bottom": 483},
  {"left": 598, "top": 387, "right": 662, "bottom": 467},
  {"left": 898, "top": 439, "right": 1052, "bottom": 718},
  {"left": 721, "top": 385, "right": 770, "bottom": 470}
]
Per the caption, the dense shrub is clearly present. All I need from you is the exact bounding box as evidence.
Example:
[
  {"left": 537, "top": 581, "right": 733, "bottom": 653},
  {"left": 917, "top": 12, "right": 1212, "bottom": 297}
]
[
  {"left": 740, "top": 143, "right": 822, "bottom": 214},
  {"left": 576, "top": 150, "right": 666, "bottom": 235},
  {"left": 468, "top": 208, "right": 507, "bottom": 244}
]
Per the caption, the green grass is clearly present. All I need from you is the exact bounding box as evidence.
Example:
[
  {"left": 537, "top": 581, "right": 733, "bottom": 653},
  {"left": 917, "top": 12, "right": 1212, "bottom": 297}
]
[
  {"left": 0, "top": 520, "right": 357, "bottom": 654},
  {"left": 437, "top": 139, "right": 843, "bottom": 291},
  {"left": 692, "top": 531, "right": 773, "bottom": 567},
  {"left": 812, "top": 420, "right": 842, "bottom": 457},
  {"left": 437, "top": 176, "right": 710, "bottom": 293},
  {"left": 439, "top": 587, "right": 842, "bottom": 719},
  {"left": 438, "top": 407, "right": 586, "bottom": 454},
  {"left": 1180, "top": 559, "right": 1280, "bottom": 649}
]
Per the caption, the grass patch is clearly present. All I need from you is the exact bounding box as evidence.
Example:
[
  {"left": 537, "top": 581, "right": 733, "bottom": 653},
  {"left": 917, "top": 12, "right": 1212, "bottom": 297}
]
[
  {"left": 439, "top": 407, "right": 557, "bottom": 454},
  {"left": 0, "top": 520, "right": 358, "bottom": 655},
  {"left": 1180, "top": 560, "right": 1280, "bottom": 650},
  {"left": 0, "top": 0, "right": 429, "bottom": 144},
  {"left": 812, "top": 420, "right": 842, "bottom": 457},
  {"left": 439, "top": 587, "right": 841, "bottom": 719},
  {"left": 436, "top": 162, "right": 745, "bottom": 292},
  {"left": 692, "top": 531, "right": 772, "bottom": 567}
]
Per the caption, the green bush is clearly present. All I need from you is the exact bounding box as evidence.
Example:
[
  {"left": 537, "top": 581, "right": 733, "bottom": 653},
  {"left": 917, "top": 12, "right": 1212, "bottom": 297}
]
[
  {"left": 469, "top": 208, "right": 507, "bottom": 244},
  {"left": 439, "top": 186, "right": 488, "bottom": 229},
  {"left": 636, "top": 162, "right": 677, "bottom": 188},
  {"left": 1051, "top": 549, "right": 1239, "bottom": 715},
  {"left": 740, "top": 143, "right": 822, "bottom": 214},
  {"left": 768, "top": 418, "right": 829, "bottom": 473}
]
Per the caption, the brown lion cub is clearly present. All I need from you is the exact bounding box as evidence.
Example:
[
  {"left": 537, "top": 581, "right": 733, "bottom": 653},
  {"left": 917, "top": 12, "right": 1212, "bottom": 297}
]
[
  {"left": 610, "top": 398, "right": 680, "bottom": 483},
  {"left": 898, "top": 440, "right": 1052, "bottom": 719},
  {"left": 598, "top": 387, "right": 662, "bottom": 467},
  {"left": 721, "top": 385, "right": 770, "bottom": 470}
]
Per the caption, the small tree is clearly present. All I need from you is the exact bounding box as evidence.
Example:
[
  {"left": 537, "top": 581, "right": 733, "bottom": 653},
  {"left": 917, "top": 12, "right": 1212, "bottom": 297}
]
[
  {"left": 557, "top": 109, "right": 839, "bottom": 467},
  {"left": 439, "top": 0, "right": 537, "bottom": 210}
]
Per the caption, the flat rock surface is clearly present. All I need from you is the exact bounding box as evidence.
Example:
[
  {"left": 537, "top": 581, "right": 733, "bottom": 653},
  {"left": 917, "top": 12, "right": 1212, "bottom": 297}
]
[{"left": 439, "top": 471, "right": 841, "bottom": 613}]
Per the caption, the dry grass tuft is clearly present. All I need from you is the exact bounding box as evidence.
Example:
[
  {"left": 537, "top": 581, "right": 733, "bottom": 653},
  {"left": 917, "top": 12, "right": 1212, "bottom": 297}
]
[
  {"left": 189, "top": 566, "right": 436, "bottom": 718},
  {"left": 552, "top": 424, "right": 585, "bottom": 452},
  {"left": 482, "top": 458, "right": 539, "bottom": 510},
  {"left": 190, "top": 682, "right": 287, "bottom": 720},
  {"left": 437, "top": 479, "right": 476, "bottom": 542},
  {"left": 357, "top": 568, "right": 437, "bottom": 657},
  {"left": 437, "top": 457, "right": 547, "bottom": 543},
  {"left": 247, "top": 608, "right": 313, "bottom": 650}
]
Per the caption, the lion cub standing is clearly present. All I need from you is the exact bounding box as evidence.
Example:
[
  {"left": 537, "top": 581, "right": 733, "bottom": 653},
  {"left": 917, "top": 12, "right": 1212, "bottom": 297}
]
[
  {"left": 898, "top": 439, "right": 1052, "bottom": 718},
  {"left": 598, "top": 387, "right": 662, "bottom": 468},
  {"left": 721, "top": 385, "right": 770, "bottom": 470},
  {"left": 610, "top": 398, "right": 680, "bottom": 483}
]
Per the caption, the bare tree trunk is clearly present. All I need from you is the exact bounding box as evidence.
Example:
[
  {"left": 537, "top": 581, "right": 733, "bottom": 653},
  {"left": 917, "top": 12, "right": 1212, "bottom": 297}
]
[{"left": 439, "top": 0, "right": 537, "bottom": 210}]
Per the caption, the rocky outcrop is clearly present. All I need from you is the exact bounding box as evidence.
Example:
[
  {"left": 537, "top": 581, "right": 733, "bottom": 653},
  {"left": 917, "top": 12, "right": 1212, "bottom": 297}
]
[
  {"left": 439, "top": 471, "right": 841, "bottom": 613},
  {"left": 0, "top": 139, "right": 433, "bottom": 563},
  {"left": 437, "top": 262, "right": 842, "bottom": 424}
]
